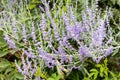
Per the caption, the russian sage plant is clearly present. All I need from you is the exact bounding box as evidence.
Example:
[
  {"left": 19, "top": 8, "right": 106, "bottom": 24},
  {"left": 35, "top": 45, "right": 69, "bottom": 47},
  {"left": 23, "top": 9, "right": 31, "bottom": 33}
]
[{"left": 0, "top": 0, "right": 115, "bottom": 79}]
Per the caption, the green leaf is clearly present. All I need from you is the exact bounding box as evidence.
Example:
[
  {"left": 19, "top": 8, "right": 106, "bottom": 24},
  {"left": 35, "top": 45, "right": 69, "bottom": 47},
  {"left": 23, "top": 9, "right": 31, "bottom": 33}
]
[
  {"left": 56, "top": 65, "right": 64, "bottom": 79},
  {"left": 0, "top": 73, "right": 4, "bottom": 79},
  {"left": 109, "top": 71, "right": 117, "bottom": 80},
  {"left": 0, "top": 38, "right": 6, "bottom": 45},
  {"left": 117, "top": 0, "right": 120, "bottom": 6},
  {"left": 67, "top": 0, "right": 71, "bottom": 5},
  {"left": 100, "top": 67, "right": 104, "bottom": 77},
  {"left": 51, "top": 73, "right": 57, "bottom": 78},
  {"left": 89, "top": 73, "right": 94, "bottom": 78},
  {"left": 47, "top": 78, "right": 55, "bottom": 80},
  {"left": 104, "top": 58, "right": 108, "bottom": 65},
  {"left": 14, "top": 73, "right": 24, "bottom": 79},
  {"left": 96, "top": 64, "right": 102, "bottom": 67},
  {"left": 29, "top": 4, "right": 36, "bottom": 10},
  {"left": 104, "top": 69, "right": 108, "bottom": 77},
  {"left": 6, "top": 71, "right": 15, "bottom": 80},
  {"left": 50, "top": 73, "right": 61, "bottom": 80},
  {"left": 112, "top": 48, "right": 119, "bottom": 56},
  {"left": 32, "top": 0, "right": 40, "bottom": 3},
  {"left": 83, "top": 77, "right": 91, "bottom": 80},
  {"left": 89, "top": 69, "right": 98, "bottom": 79},
  {"left": 94, "top": 71, "right": 98, "bottom": 80},
  {"left": 35, "top": 67, "right": 47, "bottom": 79},
  {"left": 0, "top": 38, "right": 7, "bottom": 49},
  {"left": 0, "top": 59, "right": 10, "bottom": 68},
  {"left": 0, "top": 31, "right": 3, "bottom": 35},
  {"left": 110, "top": 0, "right": 116, "bottom": 5},
  {"left": 0, "top": 67, "right": 6, "bottom": 72},
  {"left": 55, "top": 75, "right": 61, "bottom": 80},
  {"left": 5, "top": 67, "right": 14, "bottom": 74},
  {"left": 90, "top": 69, "right": 98, "bottom": 72},
  {"left": 0, "top": 51, "right": 9, "bottom": 57}
]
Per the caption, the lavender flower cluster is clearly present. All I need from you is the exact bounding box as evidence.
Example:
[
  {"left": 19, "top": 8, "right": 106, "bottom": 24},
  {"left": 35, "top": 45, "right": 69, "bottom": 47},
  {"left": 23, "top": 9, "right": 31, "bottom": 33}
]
[{"left": 0, "top": 0, "right": 114, "bottom": 79}]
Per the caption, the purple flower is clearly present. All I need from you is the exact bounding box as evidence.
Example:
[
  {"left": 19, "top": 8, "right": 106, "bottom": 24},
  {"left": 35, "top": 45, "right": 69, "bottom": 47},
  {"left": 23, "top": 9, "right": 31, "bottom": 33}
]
[
  {"left": 38, "top": 48, "right": 47, "bottom": 56},
  {"left": 60, "top": 55, "right": 68, "bottom": 64},
  {"left": 66, "top": 22, "right": 84, "bottom": 40},
  {"left": 58, "top": 46, "right": 66, "bottom": 55},
  {"left": 105, "top": 46, "right": 113, "bottom": 56},
  {"left": 12, "top": 22, "right": 18, "bottom": 38},
  {"left": 43, "top": 0, "right": 60, "bottom": 41},
  {"left": 15, "top": 53, "right": 37, "bottom": 79},
  {"left": 40, "top": 14, "right": 54, "bottom": 49},
  {"left": 92, "top": 20, "right": 106, "bottom": 46},
  {"left": 22, "top": 49, "right": 35, "bottom": 58},
  {"left": 40, "top": 14, "right": 47, "bottom": 31},
  {"left": 69, "top": 55, "right": 73, "bottom": 63},
  {"left": 61, "top": 36, "right": 75, "bottom": 51},
  {"left": 45, "top": 60, "right": 56, "bottom": 68},
  {"left": 82, "top": 12, "right": 91, "bottom": 31},
  {"left": 62, "top": 12, "right": 70, "bottom": 27},
  {"left": 79, "top": 45, "right": 91, "bottom": 61},
  {"left": 4, "top": 34, "right": 16, "bottom": 49},
  {"left": 21, "top": 54, "right": 29, "bottom": 75},
  {"left": 93, "top": 56, "right": 103, "bottom": 63},
  {"left": 21, "top": 25, "right": 27, "bottom": 43},
  {"left": 79, "top": 45, "right": 91, "bottom": 57},
  {"left": 106, "top": 38, "right": 112, "bottom": 45},
  {"left": 15, "top": 60, "right": 22, "bottom": 73},
  {"left": 69, "top": 7, "right": 77, "bottom": 24},
  {"left": 38, "top": 47, "right": 57, "bottom": 68},
  {"left": 44, "top": 56, "right": 57, "bottom": 68}
]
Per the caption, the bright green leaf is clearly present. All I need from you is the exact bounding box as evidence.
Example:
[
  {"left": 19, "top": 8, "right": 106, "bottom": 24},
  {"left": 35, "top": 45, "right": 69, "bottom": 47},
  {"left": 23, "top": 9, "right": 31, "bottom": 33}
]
[
  {"left": 96, "top": 64, "right": 102, "bottom": 68},
  {"left": 88, "top": 73, "right": 94, "bottom": 78},
  {"left": 51, "top": 73, "right": 57, "bottom": 78},
  {"left": 35, "top": 67, "right": 47, "bottom": 79},
  {"left": 55, "top": 75, "right": 61, "bottom": 80},
  {"left": 100, "top": 67, "right": 104, "bottom": 77},
  {"left": 90, "top": 69, "right": 98, "bottom": 72},
  {"left": 94, "top": 71, "right": 98, "bottom": 80},
  {"left": 29, "top": 4, "right": 36, "bottom": 10},
  {"left": 47, "top": 78, "right": 55, "bottom": 80}
]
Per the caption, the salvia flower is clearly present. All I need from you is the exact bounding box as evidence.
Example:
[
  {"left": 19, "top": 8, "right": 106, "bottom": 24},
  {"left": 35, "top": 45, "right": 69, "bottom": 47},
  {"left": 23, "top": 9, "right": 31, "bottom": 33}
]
[
  {"left": 38, "top": 47, "right": 57, "bottom": 68},
  {"left": 15, "top": 54, "right": 37, "bottom": 80},
  {"left": 79, "top": 45, "right": 91, "bottom": 61},
  {"left": 4, "top": 34, "right": 16, "bottom": 49},
  {"left": 21, "top": 24, "right": 27, "bottom": 43},
  {"left": 22, "top": 49, "right": 35, "bottom": 58},
  {"left": 66, "top": 22, "right": 83, "bottom": 40},
  {"left": 58, "top": 46, "right": 66, "bottom": 55},
  {"left": 43, "top": 0, "right": 60, "bottom": 41},
  {"left": 62, "top": 12, "right": 70, "bottom": 27},
  {"left": 91, "top": 20, "right": 106, "bottom": 46},
  {"left": 93, "top": 56, "right": 103, "bottom": 63},
  {"left": 15, "top": 60, "right": 22, "bottom": 73},
  {"left": 105, "top": 46, "right": 113, "bottom": 56}
]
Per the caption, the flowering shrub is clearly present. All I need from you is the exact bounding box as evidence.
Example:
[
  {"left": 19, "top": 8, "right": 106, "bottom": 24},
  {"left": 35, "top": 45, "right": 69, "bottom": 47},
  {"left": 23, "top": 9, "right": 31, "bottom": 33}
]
[{"left": 0, "top": 0, "right": 117, "bottom": 79}]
